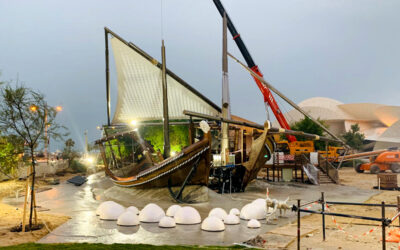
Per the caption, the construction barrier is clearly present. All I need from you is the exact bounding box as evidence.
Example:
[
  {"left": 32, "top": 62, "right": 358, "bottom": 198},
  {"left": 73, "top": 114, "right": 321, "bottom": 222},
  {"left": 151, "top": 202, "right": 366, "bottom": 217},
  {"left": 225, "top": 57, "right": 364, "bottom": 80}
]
[{"left": 294, "top": 193, "right": 400, "bottom": 250}]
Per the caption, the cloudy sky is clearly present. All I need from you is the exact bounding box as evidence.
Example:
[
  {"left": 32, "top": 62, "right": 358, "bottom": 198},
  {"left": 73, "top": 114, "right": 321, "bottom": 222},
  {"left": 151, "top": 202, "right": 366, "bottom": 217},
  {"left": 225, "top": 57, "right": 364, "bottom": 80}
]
[{"left": 0, "top": 0, "right": 399, "bottom": 150}]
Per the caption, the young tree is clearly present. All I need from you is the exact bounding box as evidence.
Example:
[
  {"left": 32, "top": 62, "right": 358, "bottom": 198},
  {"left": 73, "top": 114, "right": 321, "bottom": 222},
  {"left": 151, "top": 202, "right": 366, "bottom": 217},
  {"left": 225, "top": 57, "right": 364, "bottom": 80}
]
[
  {"left": 62, "top": 138, "right": 79, "bottom": 168},
  {"left": 0, "top": 85, "right": 67, "bottom": 229},
  {"left": 342, "top": 124, "right": 365, "bottom": 151},
  {"left": 0, "top": 134, "right": 24, "bottom": 177},
  {"left": 290, "top": 116, "right": 328, "bottom": 150}
]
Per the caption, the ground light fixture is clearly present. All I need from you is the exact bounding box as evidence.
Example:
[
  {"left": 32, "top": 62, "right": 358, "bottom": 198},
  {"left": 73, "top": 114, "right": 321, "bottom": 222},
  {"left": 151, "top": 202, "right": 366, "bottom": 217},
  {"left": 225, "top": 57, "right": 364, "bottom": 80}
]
[
  {"left": 174, "top": 206, "right": 201, "bottom": 225},
  {"left": 201, "top": 216, "right": 225, "bottom": 232},
  {"left": 166, "top": 205, "right": 181, "bottom": 217},
  {"left": 139, "top": 203, "right": 165, "bottom": 222}
]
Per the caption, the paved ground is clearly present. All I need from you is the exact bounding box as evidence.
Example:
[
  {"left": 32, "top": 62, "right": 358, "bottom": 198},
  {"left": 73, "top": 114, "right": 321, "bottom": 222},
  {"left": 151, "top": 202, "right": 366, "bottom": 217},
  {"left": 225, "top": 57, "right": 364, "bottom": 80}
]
[{"left": 3, "top": 172, "right": 379, "bottom": 246}]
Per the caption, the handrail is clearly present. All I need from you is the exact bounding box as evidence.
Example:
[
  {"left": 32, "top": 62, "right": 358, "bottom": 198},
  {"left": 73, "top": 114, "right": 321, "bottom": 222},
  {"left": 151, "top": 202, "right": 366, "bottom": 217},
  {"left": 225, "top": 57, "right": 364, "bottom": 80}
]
[{"left": 318, "top": 154, "right": 339, "bottom": 184}]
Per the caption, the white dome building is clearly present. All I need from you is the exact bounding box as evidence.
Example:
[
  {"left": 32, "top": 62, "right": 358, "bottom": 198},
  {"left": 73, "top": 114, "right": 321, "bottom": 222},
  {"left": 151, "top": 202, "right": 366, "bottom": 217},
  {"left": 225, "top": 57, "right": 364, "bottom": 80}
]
[
  {"left": 208, "top": 208, "right": 228, "bottom": 220},
  {"left": 201, "top": 216, "right": 225, "bottom": 232},
  {"left": 277, "top": 97, "right": 400, "bottom": 150},
  {"left": 99, "top": 202, "right": 125, "bottom": 221},
  {"left": 174, "top": 206, "right": 201, "bottom": 225},
  {"left": 139, "top": 203, "right": 165, "bottom": 223},
  {"left": 117, "top": 211, "right": 140, "bottom": 226}
]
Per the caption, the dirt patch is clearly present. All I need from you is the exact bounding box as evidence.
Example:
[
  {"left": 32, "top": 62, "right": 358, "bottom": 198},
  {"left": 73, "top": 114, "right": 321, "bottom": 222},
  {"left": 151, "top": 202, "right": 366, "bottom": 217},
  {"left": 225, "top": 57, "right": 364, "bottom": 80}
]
[
  {"left": 0, "top": 203, "right": 70, "bottom": 246},
  {"left": 0, "top": 174, "right": 74, "bottom": 246},
  {"left": 273, "top": 168, "right": 400, "bottom": 249}
]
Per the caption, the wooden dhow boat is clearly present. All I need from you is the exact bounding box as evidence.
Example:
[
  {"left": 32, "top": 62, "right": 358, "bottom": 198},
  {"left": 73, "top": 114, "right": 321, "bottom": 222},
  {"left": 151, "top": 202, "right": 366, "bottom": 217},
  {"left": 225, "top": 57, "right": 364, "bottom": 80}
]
[{"left": 96, "top": 129, "right": 212, "bottom": 190}]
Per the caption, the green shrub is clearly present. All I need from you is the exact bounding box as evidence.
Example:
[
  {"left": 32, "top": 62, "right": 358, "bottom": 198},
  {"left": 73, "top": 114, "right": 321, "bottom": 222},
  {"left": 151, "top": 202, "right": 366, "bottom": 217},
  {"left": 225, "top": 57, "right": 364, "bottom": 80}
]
[{"left": 70, "top": 160, "right": 86, "bottom": 173}]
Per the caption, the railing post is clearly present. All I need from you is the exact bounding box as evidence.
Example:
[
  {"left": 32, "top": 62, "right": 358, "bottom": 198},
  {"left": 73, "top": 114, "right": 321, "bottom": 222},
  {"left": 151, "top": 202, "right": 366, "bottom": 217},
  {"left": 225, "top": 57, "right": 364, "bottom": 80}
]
[
  {"left": 297, "top": 199, "right": 301, "bottom": 250},
  {"left": 321, "top": 192, "right": 326, "bottom": 241},
  {"left": 397, "top": 196, "right": 400, "bottom": 227},
  {"left": 382, "top": 201, "right": 386, "bottom": 250}
]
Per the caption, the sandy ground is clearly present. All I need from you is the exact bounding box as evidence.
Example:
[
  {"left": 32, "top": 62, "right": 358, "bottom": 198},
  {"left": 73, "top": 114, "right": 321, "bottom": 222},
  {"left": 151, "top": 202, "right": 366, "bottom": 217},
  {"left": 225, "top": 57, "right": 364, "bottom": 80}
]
[
  {"left": 0, "top": 174, "right": 74, "bottom": 246},
  {"left": 260, "top": 167, "right": 400, "bottom": 249}
]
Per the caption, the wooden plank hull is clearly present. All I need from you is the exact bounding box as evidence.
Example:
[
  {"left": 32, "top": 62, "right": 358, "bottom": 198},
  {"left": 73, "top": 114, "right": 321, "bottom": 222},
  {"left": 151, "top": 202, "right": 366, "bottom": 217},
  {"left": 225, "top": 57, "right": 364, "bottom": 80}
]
[{"left": 101, "top": 135, "right": 211, "bottom": 189}]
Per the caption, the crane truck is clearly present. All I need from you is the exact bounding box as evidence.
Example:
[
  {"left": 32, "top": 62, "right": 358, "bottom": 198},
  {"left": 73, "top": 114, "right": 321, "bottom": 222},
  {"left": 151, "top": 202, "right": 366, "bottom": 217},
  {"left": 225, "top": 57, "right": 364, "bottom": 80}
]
[{"left": 212, "top": 0, "right": 343, "bottom": 159}]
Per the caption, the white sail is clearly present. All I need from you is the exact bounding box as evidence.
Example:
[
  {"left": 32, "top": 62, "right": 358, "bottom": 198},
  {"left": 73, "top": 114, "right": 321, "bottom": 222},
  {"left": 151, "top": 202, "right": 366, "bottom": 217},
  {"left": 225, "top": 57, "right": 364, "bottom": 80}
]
[{"left": 110, "top": 35, "right": 220, "bottom": 124}]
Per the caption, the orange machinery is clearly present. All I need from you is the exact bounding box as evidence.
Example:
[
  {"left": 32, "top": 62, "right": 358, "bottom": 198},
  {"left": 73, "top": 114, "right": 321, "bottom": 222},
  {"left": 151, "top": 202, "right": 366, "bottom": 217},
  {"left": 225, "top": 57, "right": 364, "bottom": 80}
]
[{"left": 339, "top": 149, "right": 400, "bottom": 174}]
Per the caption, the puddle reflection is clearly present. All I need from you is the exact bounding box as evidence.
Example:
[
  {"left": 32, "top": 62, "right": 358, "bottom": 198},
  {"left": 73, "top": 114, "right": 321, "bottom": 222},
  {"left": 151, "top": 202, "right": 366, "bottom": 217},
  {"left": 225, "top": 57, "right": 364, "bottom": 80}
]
[{"left": 117, "top": 225, "right": 139, "bottom": 235}]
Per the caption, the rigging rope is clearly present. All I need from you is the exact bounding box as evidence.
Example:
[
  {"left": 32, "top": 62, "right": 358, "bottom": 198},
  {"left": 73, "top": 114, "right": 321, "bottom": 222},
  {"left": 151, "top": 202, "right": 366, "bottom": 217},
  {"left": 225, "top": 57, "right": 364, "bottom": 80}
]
[{"left": 160, "top": 0, "right": 164, "bottom": 40}]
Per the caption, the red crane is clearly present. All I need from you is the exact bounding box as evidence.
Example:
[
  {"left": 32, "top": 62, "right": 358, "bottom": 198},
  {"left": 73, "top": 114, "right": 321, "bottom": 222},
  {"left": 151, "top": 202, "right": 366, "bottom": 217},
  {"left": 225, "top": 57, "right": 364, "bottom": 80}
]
[{"left": 213, "top": 0, "right": 296, "bottom": 142}]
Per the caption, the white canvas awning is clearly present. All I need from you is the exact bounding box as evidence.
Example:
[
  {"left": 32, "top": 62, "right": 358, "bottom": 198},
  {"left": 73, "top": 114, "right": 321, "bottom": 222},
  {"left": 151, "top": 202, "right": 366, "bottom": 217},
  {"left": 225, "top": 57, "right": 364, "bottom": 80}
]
[{"left": 110, "top": 33, "right": 220, "bottom": 124}]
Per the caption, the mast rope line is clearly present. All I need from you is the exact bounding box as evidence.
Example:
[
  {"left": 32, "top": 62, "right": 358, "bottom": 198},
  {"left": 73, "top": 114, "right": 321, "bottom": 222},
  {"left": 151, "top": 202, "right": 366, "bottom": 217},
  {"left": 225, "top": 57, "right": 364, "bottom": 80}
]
[{"left": 160, "top": 0, "right": 164, "bottom": 40}]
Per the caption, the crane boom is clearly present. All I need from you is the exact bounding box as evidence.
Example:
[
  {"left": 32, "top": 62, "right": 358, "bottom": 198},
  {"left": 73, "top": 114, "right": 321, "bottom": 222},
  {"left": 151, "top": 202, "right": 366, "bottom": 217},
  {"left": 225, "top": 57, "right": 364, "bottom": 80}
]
[{"left": 212, "top": 0, "right": 296, "bottom": 142}]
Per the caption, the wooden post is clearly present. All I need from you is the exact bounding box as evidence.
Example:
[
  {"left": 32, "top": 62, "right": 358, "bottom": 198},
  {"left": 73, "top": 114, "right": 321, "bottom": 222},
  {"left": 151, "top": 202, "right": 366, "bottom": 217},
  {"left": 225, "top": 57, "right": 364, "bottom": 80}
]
[
  {"left": 382, "top": 201, "right": 386, "bottom": 250},
  {"left": 161, "top": 40, "right": 170, "bottom": 158},
  {"left": 33, "top": 188, "right": 38, "bottom": 225},
  {"left": 220, "top": 12, "right": 230, "bottom": 166},
  {"left": 321, "top": 192, "right": 326, "bottom": 241},
  {"left": 297, "top": 199, "right": 301, "bottom": 250},
  {"left": 188, "top": 116, "right": 194, "bottom": 145},
  {"left": 397, "top": 196, "right": 400, "bottom": 227},
  {"left": 105, "top": 28, "right": 111, "bottom": 126},
  {"left": 21, "top": 166, "right": 30, "bottom": 232}
]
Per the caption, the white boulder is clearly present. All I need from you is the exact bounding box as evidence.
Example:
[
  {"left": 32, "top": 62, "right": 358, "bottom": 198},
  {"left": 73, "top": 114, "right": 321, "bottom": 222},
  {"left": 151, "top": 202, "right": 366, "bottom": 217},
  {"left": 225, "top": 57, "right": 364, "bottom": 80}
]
[
  {"left": 223, "top": 214, "right": 240, "bottom": 225},
  {"left": 139, "top": 203, "right": 165, "bottom": 223},
  {"left": 166, "top": 205, "right": 181, "bottom": 217},
  {"left": 117, "top": 211, "right": 140, "bottom": 226},
  {"left": 126, "top": 206, "right": 140, "bottom": 215},
  {"left": 201, "top": 216, "right": 225, "bottom": 232},
  {"left": 247, "top": 219, "right": 261, "bottom": 228},
  {"left": 158, "top": 216, "right": 176, "bottom": 228},
  {"left": 99, "top": 201, "right": 125, "bottom": 220},
  {"left": 240, "top": 203, "right": 265, "bottom": 220},
  {"left": 174, "top": 206, "right": 201, "bottom": 225},
  {"left": 229, "top": 208, "right": 240, "bottom": 216},
  {"left": 208, "top": 208, "right": 228, "bottom": 220}
]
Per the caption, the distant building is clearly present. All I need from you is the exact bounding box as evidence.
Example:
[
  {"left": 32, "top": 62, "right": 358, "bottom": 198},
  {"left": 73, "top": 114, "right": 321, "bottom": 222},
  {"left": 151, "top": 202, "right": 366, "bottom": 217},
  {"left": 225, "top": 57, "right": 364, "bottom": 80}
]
[{"left": 278, "top": 97, "right": 400, "bottom": 150}]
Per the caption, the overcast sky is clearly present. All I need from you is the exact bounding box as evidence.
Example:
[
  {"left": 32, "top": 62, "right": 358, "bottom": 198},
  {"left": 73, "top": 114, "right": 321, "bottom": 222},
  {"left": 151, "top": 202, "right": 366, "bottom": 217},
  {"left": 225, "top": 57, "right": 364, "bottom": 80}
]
[{"left": 0, "top": 0, "right": 399, "bottom": 151}]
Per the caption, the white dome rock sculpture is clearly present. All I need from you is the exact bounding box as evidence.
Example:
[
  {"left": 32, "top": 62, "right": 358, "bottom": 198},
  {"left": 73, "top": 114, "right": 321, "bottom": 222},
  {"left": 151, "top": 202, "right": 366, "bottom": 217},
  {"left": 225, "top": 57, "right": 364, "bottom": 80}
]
[
  {"left": 96, "top": 201, "right": 116, "bottom": 216},
  {"left": 247, "top": 219, "right": 261, "bottom": 228},
  {"left": 208, "top": 208, "right": 228, "bottom": 220},
  {"left": 158, "top": 216, "right": 176, "bottom": 228},
  {"left": 139, "top": 203, "right": 165, "bottom": 223},
  {"left": 174, "top": 206, "right": 201, "bottom": 225},
  {"left": 229, "top": 208, "right": 240, "bottom": 216},
  {"left": 224, "top": 214, "right": 240, "bottom": 225},
  {"left": 201, "top": 216, "right": 225, "bottom": 232},
  {"left": 166, "top": 205, "right": 181, "bottom": 217},
  {"left": 126, "top": 206, "right": 140, "bottom": 215},
  {"left": 99, "top": 202, "right": 125, "bottom": 221},
  {"left": 240, "top": 203, "right": 265, "bottom": 220},
  {"left": 117, "top": 211, "right": 140, "bottom": 226}
]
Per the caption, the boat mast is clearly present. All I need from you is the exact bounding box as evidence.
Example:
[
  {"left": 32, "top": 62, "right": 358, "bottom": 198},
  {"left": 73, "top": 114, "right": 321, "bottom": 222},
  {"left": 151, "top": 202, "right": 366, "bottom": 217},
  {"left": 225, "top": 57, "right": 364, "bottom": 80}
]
[
  {"left": 105, "top": 28, "right": 111, "bottom": 126},
  {"left": 162, "top": 40, "right": 171, "bottom": 158},
  {"left": 221, "top": 13, "right": 231, "bottom": 165}
]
